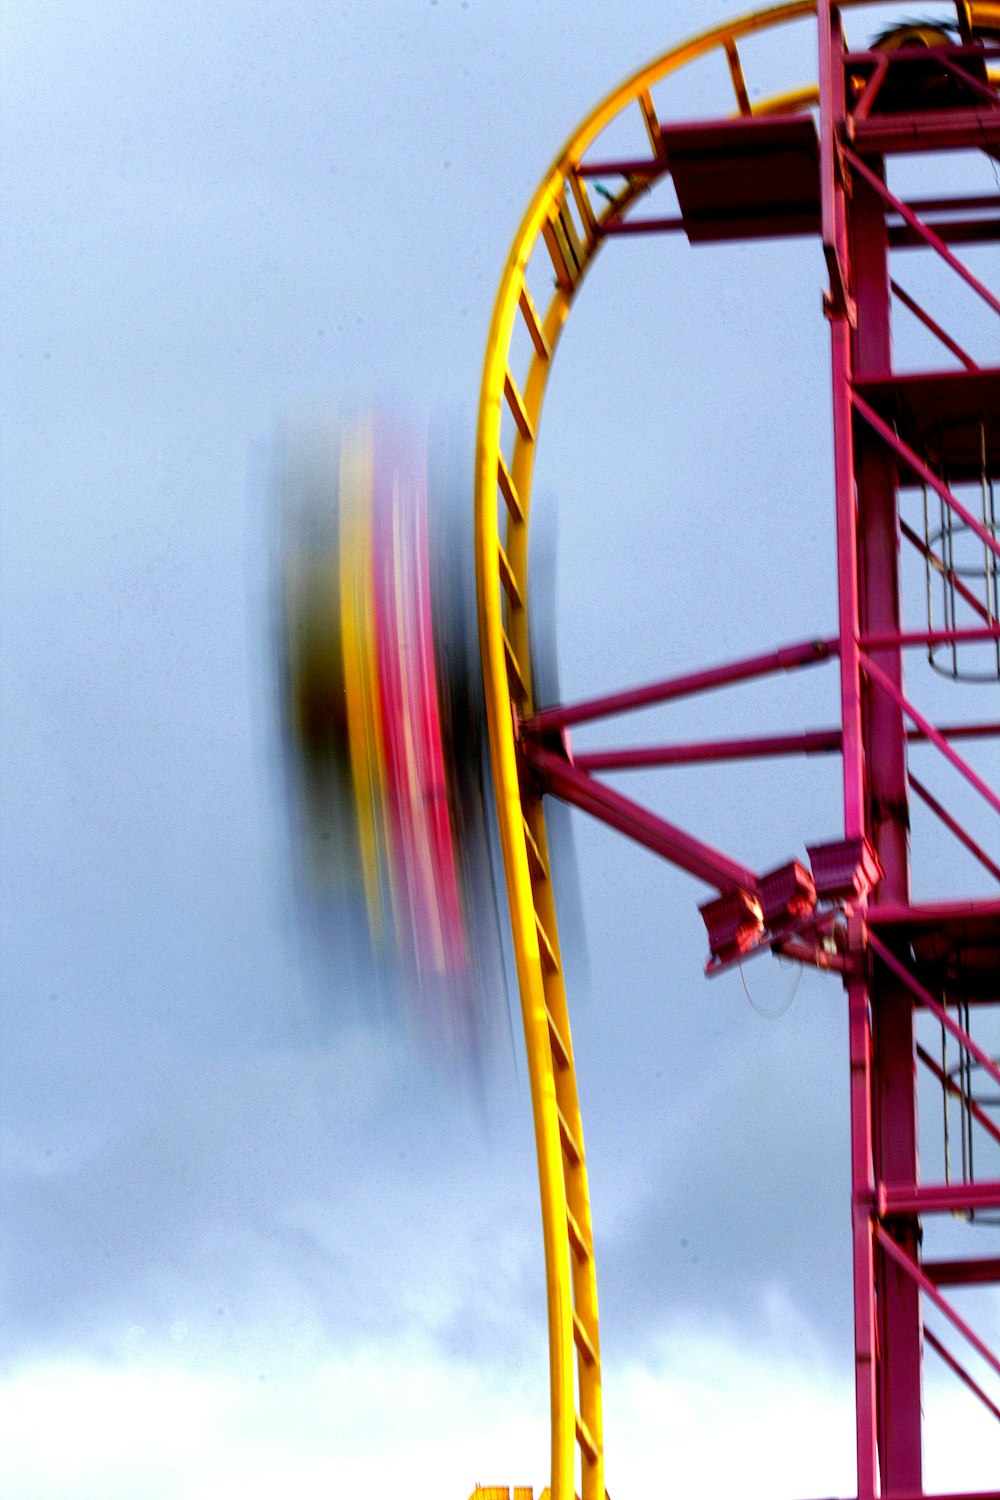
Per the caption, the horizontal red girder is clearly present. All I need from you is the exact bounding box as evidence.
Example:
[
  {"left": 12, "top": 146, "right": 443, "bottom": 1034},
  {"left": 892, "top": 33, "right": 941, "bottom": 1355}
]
[
  {"left": 860, "top": 1492, "right": 1000, "bottom": 1500},
  {"left": 881, "top": 1180, "right": 1000, "bottom": 1215},
  {"left": 853, "top": 106, "right": 1000, "bottom": 154},
  {"left": 924, "top": 1257, "right": 1000, "bottom": 1287},
  {"left": 573, "top": 729, "right": 840, "bottom": 770},
  {"left": 862, "top": 628, "right": 1000, "bottom": 649},
  {"left": 522, "top": 637, "right": 838, "bottom": 735},
  {"left": 904, "top": 192, "right": 1000, "bottom": 215},
  {"left": 602, "top": 213, "right": 1000, "bottom": 248},
  {"left": 561, "top": 722, "right": 998, "bottom": 773},
  {"left": 868, "top": 899, "right": 1000, "bottom": 926},
  {"left": 575, "top": 156, "right": 665, "bottom": 180},
  {"left": 890, "top": 217, "right": 1000, "bottom": 248}
]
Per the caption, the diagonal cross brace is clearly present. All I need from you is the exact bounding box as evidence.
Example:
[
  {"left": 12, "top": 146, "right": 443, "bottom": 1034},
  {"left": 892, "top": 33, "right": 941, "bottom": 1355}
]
[
  {"left": 869, "top": 930, "right": 1000, "bottom": 1093},
  {"left": 853, "top": 393, "right": 1000, "bottom": 567},
  {"left": 521, "top": 740, "right": 760, "bottom": 894},
  {"left": 876, "top": 1222, "right": 1000, "bottom": 1383},
  {"left": 843, "top": 146, "right": 1000, "bottom": 319}
]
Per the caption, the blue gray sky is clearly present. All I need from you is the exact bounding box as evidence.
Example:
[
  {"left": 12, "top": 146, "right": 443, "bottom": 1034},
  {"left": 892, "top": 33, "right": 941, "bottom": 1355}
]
[{"left": 3, "top": 2, "right": 998, "bottom": 1495}]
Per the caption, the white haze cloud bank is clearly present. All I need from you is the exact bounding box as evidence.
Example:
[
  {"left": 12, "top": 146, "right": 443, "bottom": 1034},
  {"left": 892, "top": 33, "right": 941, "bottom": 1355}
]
[{"left": 2, "top": 1296, "right": 996, "bottom": 1500}]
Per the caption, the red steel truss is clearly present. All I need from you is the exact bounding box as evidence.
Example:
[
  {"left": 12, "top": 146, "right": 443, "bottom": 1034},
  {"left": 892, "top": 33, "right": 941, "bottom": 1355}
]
[{"left": 515, "top": 5, "right": 1000, "bottom": 1494}]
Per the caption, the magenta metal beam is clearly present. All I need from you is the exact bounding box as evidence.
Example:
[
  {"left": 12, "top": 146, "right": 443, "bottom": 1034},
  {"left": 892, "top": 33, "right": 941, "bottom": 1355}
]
[
  {"left": 875, "top": 1491, "right": 1000, "bottom": 1500},
  {"left": 924, "top": 1327, "right": 1000, "bottom": 1424},
  {"left": 853, "top": 52, "right": 890, "bottom": 124},
  {"left": 601, "top": 215, "right": 687, "bottom": 236},
  {"left": 890, "top": 279, "right": 978, "bottom": 369},
  {"left": 844, "top": 42, "right": 1000, "bottom": 64},
  {"left": 522, "top": 637, "right": 838, "bottom": 736},
  {"left": 868, "top": 897, "right": 1000, "bottom": 925},
  {"left": 937, "top": 53, "right": 1000, "bottom": 110},
  {"left": 852, "top": 139, "right": 924, "bottom": 1490},
  {"left": 900, "top": 520, "right": 995, "bottom": 626},
  {"left": 904, "top": 193, "right": 1000, "bottom": 216},
  {"left": 910, "top": 722, "right": 1000, "bottom": 743},
  {"left": 844, "top": 146, "right": 1000, "bottom": 318},
  {"left": 882, "top": 1181, "right": 1000, "bottom": 1215},
  {"left": 889, "top": 216, "right": 1000, "bottom": 248},
  {"left": 909, "top": 773, "right": 1000, "bottom": 885},
  {"left": 875, "top": 1223, "right": 1000, "bottom": 1381},
  {"left": 856, "top": 106, "right": 1000, "bottom": 154},
  {"left": 572, "top": 721, "right": 1000, "bottom": 772},
  {"left": 573, "top": 729, "right": 842, "bottom": 771},
  {"left": 853, "top": 395, "right": 1000, "bottom": 567},
  {"left": 923, "top": 1257, "right": 1000, "bottom": 1287},
  {"left": 916, "top": 1044, "right": 1000, "bottom": 1149},
  {"left": 860, "top": 652, "right": 1000, "bottom": 818},
  {"left": 575, "top": 157, "right": 665, "bottom": 179},
  {"left": 868, "top": 932, "right": 1000, "bottom": 1092},
  {"left": 861, "top": 627, "right": 1000, "bottom": 649},
  {"left": 521, "top": 740, "right": 760, "bottom": 893},
  {"left": 820, "top": 11, "right": 883, "bottom": 1486}
]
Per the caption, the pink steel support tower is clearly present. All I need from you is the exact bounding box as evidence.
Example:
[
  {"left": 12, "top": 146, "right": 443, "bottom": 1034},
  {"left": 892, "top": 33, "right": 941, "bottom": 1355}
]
[{"left": 821, "top": 4, "right": 999, "bottom": 1493}]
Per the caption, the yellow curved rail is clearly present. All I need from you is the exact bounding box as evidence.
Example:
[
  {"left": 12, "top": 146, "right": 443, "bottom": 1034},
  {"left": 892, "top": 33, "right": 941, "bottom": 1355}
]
[{"left": 473, "top": 4, "right": 990, "bottom": 1496}]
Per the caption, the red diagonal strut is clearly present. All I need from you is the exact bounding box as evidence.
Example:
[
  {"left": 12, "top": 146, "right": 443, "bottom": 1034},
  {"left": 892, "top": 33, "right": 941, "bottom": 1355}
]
[{"left": 521, "top": 740, "right": 760, "bottom": 893}]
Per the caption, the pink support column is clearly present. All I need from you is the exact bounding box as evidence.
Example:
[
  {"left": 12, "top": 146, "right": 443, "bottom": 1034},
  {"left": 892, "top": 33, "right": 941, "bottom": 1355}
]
[
  {"left": 819, "top": 8, "right": 880, "bottom": 1494},
  {"left": 851, "top": 160, "right": 923, "bottom": 1495},
  {"left": 848, "top": 969, "right": 880, "bottom": 1500}
]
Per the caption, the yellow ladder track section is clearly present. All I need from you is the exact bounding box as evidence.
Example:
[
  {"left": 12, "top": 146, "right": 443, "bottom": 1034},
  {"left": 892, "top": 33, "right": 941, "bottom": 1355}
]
[
  {"left": 474, "top": 8, "right": 1000, "bottom": 1498},
  {"left": 472, "top": 5, "right": 856, "bottom": 1497}
]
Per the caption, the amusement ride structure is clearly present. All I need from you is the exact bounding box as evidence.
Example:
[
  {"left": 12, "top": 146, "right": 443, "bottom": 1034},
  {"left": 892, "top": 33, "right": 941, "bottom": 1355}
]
[
  {"left": 471, "top": 2, "right": 999, "bottom": 1497},
  {"left": 281, "top": 2, "right": 999, "bottom": 1496}
]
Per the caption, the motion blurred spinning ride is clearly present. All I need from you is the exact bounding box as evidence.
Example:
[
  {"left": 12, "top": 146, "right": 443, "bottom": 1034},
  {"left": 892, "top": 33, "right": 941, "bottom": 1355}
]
[
  {"left": 280, "top": 415, "right": 504, "bottom": 1062},
  {"left": 472, "top": 2, "right": 1000, "bottom": 1497}
]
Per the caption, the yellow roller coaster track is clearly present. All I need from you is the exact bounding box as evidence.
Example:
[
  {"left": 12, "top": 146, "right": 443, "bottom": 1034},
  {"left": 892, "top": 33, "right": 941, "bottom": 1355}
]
[{"left": 473, "top": 3, "right": 999, "bottom": 1498}]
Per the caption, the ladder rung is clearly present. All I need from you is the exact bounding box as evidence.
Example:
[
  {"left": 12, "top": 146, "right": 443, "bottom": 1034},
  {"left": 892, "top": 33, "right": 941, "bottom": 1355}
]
[
  {"left": 638, "top": 89, "right": 662, "bottom": 156},
  {"left": 573, "top": 1309, "right": 598, "bottom": 1367},
  {"left": 557, "top": 1105, "right": 582, "bottom": 1166},
  {"left": 724, "top": 39, "right": 752, "bottom": 116},
  {"left": 519, "top": 284, "right": 551, "bottom": 360},
  {"left": 504, "top": 368, "right": 534, "bottom": 443},
  {"left": 575, "top": 1411, "right": 599, "bottom": 1465},
  {"left": 534, "top": 911, "right": 559, "bottom": 972},
  {"left": 566, "top": 1203, "right": 591, "bottom": 1262},
  {"left": 498, "top": 543, "right": 523, "bottom": 609},
  {"left": 542, "top": 212, "right": 579, "bottom": 291},
  {"left": 558, "top": 199, "right": 584, "bottom": 265},
  {"left": 521, "top": 814, "right": 548, "bottom": 880},
  {"left": 569, "top": 170, "right": 598, "bottom": 244},
  {"left": 497, "top": 452, "right": 524, "bottom": 523},
  {"left": 502, "top": 628, "right": 527, "bottom": 698},
  {"left": 545, "top": 1004, "right": 570, "bottom": 1069}
]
